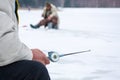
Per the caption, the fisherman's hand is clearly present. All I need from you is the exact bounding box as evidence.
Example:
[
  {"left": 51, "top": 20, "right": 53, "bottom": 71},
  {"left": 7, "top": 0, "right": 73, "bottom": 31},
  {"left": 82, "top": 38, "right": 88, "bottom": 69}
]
[{"left": 31, "top": 49, "right": 50, "bottom": 65}]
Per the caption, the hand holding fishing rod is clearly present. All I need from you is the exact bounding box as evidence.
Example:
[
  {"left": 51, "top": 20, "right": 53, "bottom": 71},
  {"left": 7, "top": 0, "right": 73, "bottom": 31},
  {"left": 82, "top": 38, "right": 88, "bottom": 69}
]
[{"left": 47, "top": 50, "right": 91, "bottom": 62}]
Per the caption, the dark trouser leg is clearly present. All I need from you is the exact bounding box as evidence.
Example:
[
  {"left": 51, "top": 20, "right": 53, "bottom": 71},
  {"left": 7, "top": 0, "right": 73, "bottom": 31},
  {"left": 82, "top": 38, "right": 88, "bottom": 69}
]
[
  {"left": 30, "top": 19, "right": 45, "bottom": 29},
  {"left": 0, "top": 60, "right": 50, "bottom": 80},
  {"left": 51, "top": 16, "right": 58, "bottom": 29}
]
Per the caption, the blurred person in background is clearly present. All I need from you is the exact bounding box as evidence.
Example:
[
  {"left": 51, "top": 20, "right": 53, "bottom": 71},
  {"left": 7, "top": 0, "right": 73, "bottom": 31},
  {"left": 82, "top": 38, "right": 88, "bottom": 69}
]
[{"left": 30, "top": 2, "right": 59, "bottom": 29}]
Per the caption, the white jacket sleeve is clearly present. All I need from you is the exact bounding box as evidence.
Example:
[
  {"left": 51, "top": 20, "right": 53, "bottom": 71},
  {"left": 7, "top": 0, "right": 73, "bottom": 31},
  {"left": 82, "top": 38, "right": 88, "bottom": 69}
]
[
  {"left": 0, "top": 0, "right": 33, "bottom": 66},
  {"left": 0, "top": 11, "right": 33, "bottom": 66}
]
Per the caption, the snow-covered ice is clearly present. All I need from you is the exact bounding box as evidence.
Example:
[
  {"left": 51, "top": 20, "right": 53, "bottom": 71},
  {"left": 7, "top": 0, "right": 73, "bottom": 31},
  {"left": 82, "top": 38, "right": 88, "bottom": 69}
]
[{"left": 18, "top": 8, "right": 120, "bottom": 80}]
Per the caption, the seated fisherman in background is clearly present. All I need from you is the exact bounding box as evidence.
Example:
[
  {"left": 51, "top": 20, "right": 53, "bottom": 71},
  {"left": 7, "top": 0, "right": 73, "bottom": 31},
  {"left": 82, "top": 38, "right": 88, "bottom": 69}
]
[{"left": 30, "top": 2, "right": 59, "bottom": 29}]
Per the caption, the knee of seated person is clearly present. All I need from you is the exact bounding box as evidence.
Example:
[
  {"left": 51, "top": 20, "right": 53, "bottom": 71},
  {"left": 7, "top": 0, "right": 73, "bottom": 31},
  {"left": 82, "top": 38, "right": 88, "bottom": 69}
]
[
  {"left": 31, "top": 61, "right": 46, "bottom": 70},
  {"left": 24, "top": 61, "right": 50, "bottom": 80},
  {"left": 31, "top": 61, "right": 50, "bottom": 78}
]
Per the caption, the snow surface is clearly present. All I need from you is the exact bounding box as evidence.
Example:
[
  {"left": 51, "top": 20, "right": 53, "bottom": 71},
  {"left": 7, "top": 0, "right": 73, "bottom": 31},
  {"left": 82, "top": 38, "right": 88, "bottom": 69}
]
[{"left": 18, "top": 8, "right": 120, "bottom": 80}]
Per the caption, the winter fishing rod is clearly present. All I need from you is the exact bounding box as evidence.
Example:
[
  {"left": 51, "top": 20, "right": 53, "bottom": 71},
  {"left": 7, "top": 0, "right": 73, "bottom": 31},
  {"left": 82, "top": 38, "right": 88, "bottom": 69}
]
[{"left": 48, "top": 50, "right": 91, "bottom": 62}]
